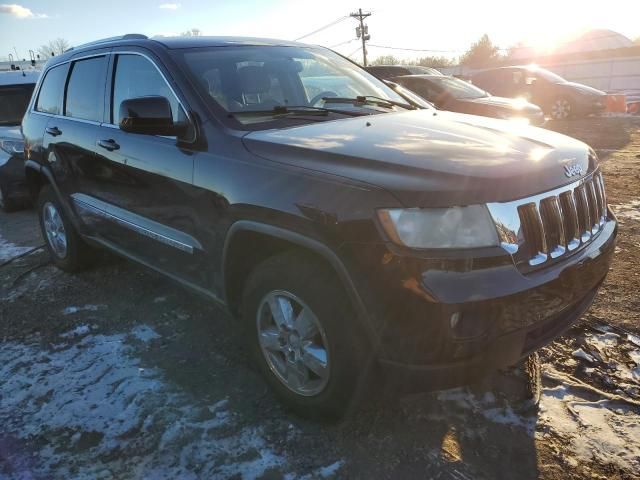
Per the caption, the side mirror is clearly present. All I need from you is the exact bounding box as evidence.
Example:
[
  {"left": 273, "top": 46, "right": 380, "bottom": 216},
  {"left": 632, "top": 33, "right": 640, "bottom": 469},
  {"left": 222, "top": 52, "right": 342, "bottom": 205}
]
[
  {"left": 119, "top": 96, "right": 185, "bottom": 136},
  {"left": 525, "top": 76, "right": 537, "bottom": 86}
]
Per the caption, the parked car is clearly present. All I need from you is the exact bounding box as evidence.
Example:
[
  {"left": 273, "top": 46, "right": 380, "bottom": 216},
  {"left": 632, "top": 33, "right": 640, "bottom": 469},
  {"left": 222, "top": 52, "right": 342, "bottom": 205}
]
[
  {"left": 0, "top": 70, "right": 39, "bottom": 211},
  {"left": 391, "top": 74, "right": 545, "bottom": 125},
  {"left": 366, "top": 64, "right": 442, "bottom": 79},
  {"left": 23, "top": 35, "right": 616, "bottom": 418},
  {"left": 472, "top": 66, "right": 607, "bottom": 120}
]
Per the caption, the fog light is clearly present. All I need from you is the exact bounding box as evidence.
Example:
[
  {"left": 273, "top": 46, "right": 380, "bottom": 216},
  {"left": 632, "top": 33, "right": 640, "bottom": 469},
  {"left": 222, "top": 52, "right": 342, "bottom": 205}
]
[{"left": 450, "top": 311, "right": 491, "bottom": 340}]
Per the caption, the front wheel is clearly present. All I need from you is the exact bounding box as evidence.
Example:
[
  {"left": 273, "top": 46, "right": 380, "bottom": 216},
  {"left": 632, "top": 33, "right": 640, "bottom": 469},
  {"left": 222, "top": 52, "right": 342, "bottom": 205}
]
[{"left": 241, "top": 251, "right": 370, "bottom": 419}]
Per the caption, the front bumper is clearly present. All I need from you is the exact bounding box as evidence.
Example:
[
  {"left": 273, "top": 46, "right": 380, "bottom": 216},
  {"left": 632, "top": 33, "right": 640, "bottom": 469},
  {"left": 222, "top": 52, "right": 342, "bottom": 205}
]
[
  {"left": 341, "top": 215, "right": 617, "bottom": 391},
  {"left": 0, "top": 154, "right": 29, "bottom": 201}
]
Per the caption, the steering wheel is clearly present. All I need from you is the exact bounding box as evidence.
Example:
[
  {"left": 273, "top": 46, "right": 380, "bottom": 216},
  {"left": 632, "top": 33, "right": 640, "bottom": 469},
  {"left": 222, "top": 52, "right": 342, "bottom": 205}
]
[{"left": 309, "top": 91, "right": 338, "bottom": 107}]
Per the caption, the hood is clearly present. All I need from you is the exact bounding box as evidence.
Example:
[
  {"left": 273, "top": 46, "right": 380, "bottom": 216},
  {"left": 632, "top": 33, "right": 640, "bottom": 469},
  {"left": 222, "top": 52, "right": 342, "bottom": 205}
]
[
  {"left": 0, "top": 126, "right": 22, "bottom": 139},
  {"left": 562, "top": 82, "right": 606, "bottom": 97},
  {"left": 242, "top": 109, "right": 595, "bottom": 207},
  {"left": 462, "top": 96, "right": 541, "bottom": 114}
]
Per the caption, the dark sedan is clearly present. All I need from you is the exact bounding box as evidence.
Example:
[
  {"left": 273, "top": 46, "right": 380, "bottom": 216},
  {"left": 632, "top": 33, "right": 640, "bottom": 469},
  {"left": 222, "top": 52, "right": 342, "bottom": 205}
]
[
  {"left": 392, "top": 74, "right": 545, "bottom": 125},
  {"left": 0, "top": 70, "right": 39, "bottom": 211},
  {"left": 366, "top": 64, "right": 442, "bottom": 80},
  {"left": 472, "top": 66, "right": 606, "bottom": 120}
]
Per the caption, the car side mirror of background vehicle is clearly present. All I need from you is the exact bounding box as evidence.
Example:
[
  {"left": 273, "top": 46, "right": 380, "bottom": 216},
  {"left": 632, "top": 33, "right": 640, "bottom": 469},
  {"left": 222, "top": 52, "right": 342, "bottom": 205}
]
[
  {"left": 525, "top": 77, "right": 537, "bottom": 86},
  {"left": 119, "top": 96, "right": 187, "bottom": 137}
]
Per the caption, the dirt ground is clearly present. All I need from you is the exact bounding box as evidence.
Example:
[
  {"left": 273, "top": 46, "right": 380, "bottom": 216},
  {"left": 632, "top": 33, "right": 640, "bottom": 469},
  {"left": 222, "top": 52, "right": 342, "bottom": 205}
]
[{"left": 1, "top": 116, "right": 639, "bottom": 479}]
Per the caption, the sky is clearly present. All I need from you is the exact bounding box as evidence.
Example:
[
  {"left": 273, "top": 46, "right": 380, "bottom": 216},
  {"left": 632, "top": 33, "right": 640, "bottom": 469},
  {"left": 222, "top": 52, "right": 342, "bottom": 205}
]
[{"left": 0, "top": 0, "right": 638, "bottom": 63}]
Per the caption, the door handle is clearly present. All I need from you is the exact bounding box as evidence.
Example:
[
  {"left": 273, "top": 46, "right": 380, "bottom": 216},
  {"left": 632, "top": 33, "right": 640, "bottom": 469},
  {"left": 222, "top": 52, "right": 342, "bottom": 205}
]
[
  {"left": 45, "top": 126, "right": 62, "bottom": 137},
  {"left": 97, "top": 139, "right": 120, "bottom": 151}
]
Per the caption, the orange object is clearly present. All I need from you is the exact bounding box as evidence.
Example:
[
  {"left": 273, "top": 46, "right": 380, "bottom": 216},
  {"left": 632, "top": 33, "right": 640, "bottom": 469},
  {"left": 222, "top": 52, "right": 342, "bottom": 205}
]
[{"left": 606, "top": 94, "right": 627, "bottom": 113}]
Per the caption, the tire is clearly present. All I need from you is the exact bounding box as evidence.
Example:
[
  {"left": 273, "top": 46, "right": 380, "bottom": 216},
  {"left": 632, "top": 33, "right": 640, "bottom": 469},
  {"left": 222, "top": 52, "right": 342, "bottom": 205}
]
[
  {"left": 482, "top": 352, "right": 542, "bottom": 412},
  {"left": 37, "top": 185, "right": 96, "bottom": 272},
  {"left": 241, "top": 251, "right": 371, "bottom": 419},
  {"left": 549, "top": 97, "right": 573, "bottom": 120}
]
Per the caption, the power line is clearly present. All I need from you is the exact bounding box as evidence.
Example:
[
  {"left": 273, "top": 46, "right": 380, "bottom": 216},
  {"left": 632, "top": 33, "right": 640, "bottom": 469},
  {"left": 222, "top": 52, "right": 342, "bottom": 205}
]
[
  {"left": 369, "top": 31, "right": 635, "bottom": 56},
  {"left": 329, "top": 39, "right": 357, "bottom": 49},
  {"left": 346, "top": 46, "right": 362, "bottom": 59},
  {"left": 294, "top": 16, "right": 349, "bottom": 42},
  {"left": 368, "top": 44, "right": 462, "bottom": 54}
]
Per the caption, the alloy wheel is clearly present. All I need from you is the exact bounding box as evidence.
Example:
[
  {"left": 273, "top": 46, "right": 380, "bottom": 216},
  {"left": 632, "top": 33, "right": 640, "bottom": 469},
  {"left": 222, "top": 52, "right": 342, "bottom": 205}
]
[
  {"left": 256, "top": 290, "right": 330, "bottom": 396},
  {"left": 551, "top": 98, "right": 571, "bottom": 120},
  {"left": 43, "top": 202, "right": 68, "bottom": 258}
]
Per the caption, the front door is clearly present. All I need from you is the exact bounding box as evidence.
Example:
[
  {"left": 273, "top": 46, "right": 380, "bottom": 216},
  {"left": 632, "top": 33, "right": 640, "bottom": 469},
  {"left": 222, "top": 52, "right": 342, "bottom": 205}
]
[{"left": 79, "top": 51, "right": 206, "bottom": 286}]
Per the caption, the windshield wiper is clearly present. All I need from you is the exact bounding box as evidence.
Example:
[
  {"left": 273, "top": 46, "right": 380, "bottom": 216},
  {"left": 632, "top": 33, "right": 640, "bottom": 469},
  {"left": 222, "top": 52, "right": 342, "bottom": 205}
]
[
  {"left": 322, "top": 96, "right": 416, "bottom": 110},
  {"left": 230, "top": 105, "right": 362, "bottom": 118}
]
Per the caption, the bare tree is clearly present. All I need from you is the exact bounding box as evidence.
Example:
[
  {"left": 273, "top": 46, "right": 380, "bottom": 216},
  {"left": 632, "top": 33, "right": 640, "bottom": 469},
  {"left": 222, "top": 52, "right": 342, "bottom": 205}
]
[
  {"left": 370, "top": 54, "right": 402, "bottom": 66},
  {"left": 181, "top": 28, "right": 202, "bottom": 37},
  {"left": 37, "top": 38, "right": 71, "bottom": 59},
  {"left": 416, "top": 56, "right": 455, "bottom": 68}
]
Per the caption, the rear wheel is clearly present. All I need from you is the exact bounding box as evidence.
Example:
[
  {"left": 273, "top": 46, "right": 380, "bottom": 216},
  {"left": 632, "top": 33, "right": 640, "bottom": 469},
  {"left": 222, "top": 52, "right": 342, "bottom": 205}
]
[
  {"left": 37, "top": 185, "right": 96, "bottom": 272},
  {"left": 241, "top": 251, "right": 370, "bottom": 419},
  {"left": 550, "top": 97, "right": 573, "bottom": 120}
]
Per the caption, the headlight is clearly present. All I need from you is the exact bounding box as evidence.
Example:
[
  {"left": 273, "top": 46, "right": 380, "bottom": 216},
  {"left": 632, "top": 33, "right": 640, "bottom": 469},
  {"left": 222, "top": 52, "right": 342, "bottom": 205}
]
[
  {"left": 377, "top": 205, "right": 500, "bottom": 249},
  {"left": 0, "top": 139, "right": 24, "bottom": 156}
]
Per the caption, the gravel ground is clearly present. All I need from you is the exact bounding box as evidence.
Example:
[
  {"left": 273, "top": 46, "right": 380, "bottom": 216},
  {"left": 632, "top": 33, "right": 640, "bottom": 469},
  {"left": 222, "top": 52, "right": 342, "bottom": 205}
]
[{"left": 1, "top": 116, "right": 639, "bottom": 479}]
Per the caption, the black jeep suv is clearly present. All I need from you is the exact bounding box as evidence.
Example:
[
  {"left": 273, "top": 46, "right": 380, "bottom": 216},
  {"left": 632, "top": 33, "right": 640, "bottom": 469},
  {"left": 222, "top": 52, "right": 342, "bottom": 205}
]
[{"left": 22, "top": 35, "right": 617, "bottom": 417}]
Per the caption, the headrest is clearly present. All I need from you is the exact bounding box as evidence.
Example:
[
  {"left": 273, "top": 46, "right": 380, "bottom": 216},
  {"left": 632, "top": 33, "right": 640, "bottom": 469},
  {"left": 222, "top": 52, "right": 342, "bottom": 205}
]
[{"left": 238, "top": 66, "right": 271, "bottom": 94}]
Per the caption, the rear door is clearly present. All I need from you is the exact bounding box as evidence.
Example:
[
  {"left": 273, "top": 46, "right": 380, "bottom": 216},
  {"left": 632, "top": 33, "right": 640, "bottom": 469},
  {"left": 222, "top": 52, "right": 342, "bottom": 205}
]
[
  {"left": 81, "top": 50, "right": 205, "bottom": 285},
  {"left": 39, "top": 54, "right": 108, "bottom": 225}
]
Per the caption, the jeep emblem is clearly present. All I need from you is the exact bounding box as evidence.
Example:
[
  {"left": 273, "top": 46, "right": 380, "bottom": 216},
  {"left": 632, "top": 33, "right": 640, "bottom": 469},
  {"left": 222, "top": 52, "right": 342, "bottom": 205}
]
[{"left": 564, "top": 163, "right": 583, "bottom": 178}]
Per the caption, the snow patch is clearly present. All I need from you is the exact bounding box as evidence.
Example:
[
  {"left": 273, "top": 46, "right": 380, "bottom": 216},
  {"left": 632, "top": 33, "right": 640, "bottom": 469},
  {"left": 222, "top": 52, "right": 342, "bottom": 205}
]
[
  {"left": 60, "top": 324, "right": 91, "bottom": 338},
  {"left": 540, "top": 366, "right": 640, "bottom": 472},
  {"left": 611, "top": 200, "right": 640, "bottom": 221},
  {"left": 0, "top": 234, "right": 32, "bottom": 262},
  {"left": 437, "top": 388, "right": 536, "bottom": 433},
  {"left": 572, "top": 348, "right": 596, "bottom": 363},
  {"left": 0, "top": 328, "right": 289, "bottom": 478},
  {"left": 62, "top": 304, "right": 106, "bottom": 315},
  {"left": 318, "top": 460, "right": 345, "bottom": 478},
  {"left": 130, "top": 324, "right": 161, "bottom": 343}
]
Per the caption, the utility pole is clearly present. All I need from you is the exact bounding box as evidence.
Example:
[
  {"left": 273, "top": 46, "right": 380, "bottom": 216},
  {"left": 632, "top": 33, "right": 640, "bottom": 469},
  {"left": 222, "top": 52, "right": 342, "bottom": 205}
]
[{"left": 350, "top": 8, "right": 371, "bottom": 66}]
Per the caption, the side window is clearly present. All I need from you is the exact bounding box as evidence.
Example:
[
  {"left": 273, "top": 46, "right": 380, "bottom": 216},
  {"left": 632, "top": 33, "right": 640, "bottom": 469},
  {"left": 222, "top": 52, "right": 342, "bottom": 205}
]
[
  {"left": 35, "top": 63, "right": 70, "bottom": 115},
  {"left": 65, "top": 56, "right": 108, "bottom": 122},
  {"left": 112, "top": 54, "right": 184, "bottom": 124}
]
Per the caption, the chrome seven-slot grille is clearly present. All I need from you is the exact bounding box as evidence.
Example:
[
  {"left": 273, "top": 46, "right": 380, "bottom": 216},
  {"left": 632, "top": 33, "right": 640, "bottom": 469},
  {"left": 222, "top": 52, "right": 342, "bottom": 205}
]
[{"left": 487, "top": 171, "right": 608, "bottom": 270}]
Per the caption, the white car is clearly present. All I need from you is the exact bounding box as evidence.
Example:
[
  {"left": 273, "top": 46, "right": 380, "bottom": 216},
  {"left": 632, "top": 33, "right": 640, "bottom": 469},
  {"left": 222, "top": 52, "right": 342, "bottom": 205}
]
[{"left": 0, "top": 69, "right": 40, "bottom": 211}]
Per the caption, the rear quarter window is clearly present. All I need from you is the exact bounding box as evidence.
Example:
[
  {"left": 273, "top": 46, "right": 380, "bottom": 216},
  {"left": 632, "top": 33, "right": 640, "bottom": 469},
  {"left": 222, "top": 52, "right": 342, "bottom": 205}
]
[{"left": 35, "top": 63, "right": 70, "bottom": 115}]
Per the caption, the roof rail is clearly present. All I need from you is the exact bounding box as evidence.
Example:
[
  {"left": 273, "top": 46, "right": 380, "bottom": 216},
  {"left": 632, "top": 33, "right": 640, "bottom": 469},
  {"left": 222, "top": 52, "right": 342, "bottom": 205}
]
[{"left": 65, "top": 34, "right": 148, "bottom": 52}]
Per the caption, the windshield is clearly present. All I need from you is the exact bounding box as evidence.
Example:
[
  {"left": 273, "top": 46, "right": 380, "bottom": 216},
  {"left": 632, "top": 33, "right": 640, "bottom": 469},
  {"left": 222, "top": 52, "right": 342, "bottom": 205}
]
[
  {"left": 0, "top": 84, "right": 34, "bottom": 126},
  {"left": 528, "top": 68, "right": 566, "bottom": 84},
  {"left": 428, "top": 77, "right": 488, "bottom": 99},
  {"left": 173, "top": 46, "right": 408, "bottom": 126}
]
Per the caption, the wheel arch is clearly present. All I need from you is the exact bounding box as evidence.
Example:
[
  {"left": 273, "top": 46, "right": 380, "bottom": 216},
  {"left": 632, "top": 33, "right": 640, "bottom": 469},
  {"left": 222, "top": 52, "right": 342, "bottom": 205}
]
[
  {"left": 222, "top": 221, "right": 376, "bottom": 344},
  {"left": 25, "top": 160, "right": 84, "bottom": 232},
  {"left": 25, "top": 160, "right": 50, "bottom": 201}
]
